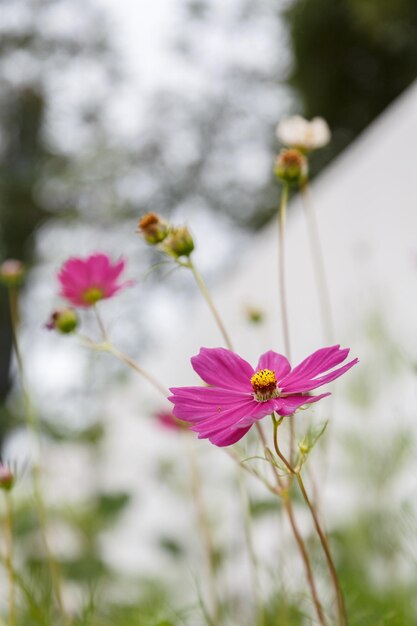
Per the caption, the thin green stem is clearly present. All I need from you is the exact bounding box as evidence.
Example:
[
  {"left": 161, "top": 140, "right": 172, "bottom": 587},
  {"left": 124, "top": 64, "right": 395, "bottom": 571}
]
[
  {"left": 4, "top": 492, "right": 16, "bottom": 626},
  {"left": 272, "top": 416, "right": 347, "bottom": 626},
  {"left": 301, "top": 181, "right": 334, "bottom": 344},
  {"left": 186, "top": 259, "right": 233, "bottom": 351},
  {"left": 278, "top": 184, "right": 291, "bottom": 360},
  {"left": 105, "top": 343, "right": 169, "bottom": 397},
  {"left": 93, "top": 305, "right": 109, "bottom": 342},
  {"left": 187, "top": 439, "right": 221, "bottom": 626},
  {"left": 277, "top": 184, "right": 295, "bottom": 465},
  {"left": 7, "top": 288, "right": 68, "bottom": 623}
]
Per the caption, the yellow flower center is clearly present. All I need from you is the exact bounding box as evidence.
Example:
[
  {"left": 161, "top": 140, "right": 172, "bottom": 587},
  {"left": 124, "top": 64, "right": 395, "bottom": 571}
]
[
  {"left": 83, "top": 287, "right": 104, "bottom": 304},
  {"left": 250, "top": 369, "right": 280, "bottom": 402}
]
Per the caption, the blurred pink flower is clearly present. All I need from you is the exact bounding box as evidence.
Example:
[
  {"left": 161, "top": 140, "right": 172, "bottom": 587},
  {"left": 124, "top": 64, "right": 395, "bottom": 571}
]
[
  {"left": 58, "top": 253, "right": 131, "bottom": 308},
  {"left": 156, "top": 411, "right": 188, "bottom": 432},
  {"left": 169, "top": 346, "right": 357, "bottom": 447}
]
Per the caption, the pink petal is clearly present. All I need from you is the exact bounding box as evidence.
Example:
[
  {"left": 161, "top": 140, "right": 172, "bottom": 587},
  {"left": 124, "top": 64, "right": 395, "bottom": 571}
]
[
  {"left": 282, "top": 346, "right": 348, "bottom": 383},
  {"left": 188, "top": 398, "right": 265, "bottom": 446},
  {"left": 208, "top": 424, "right": 252, "bottom": 447},
  {"left": 257, "top": 350, "right": 291, "bottom": 379},
  {"left": 191, "top": 348, "right": 254, "bottom": 391},
  {"left": 107, "top": 258, "right": 126, "bottom": 281},
  {"left": 280, "top": 346, "right": 353, "bottom": 391},
  {"left": 189, "top": 399, "right": 261, "bottom": 434},
  {"left": 86, "top": 253, "right": 111, "bottom": 284},
  {"left": 169, "top": 386, "right": 251, "bottom": 423},
  {"left": 281, "top": 358, "right": 358, "bottom": 394},
  {"left": 273, "top": 392, "right": 330, "bottom": 416}
]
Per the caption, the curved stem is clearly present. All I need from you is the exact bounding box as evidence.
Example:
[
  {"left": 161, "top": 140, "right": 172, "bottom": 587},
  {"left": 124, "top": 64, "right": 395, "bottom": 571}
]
[
  {"left": 301, "top": 182, "right": 334, "bottom": 344},
  {"left": 277, "top": 184, "right": 295, "bottom": 465},
  {"left": 104, "top": 343, "right": 169, "bottom": 397},
  {"left": 4, "top": 492, "right": 16, "bottom": 626},
  {"left": 256, "top": 423, "right": 327, "bottom": 626},
  {"left": 8, "top": 288, "right": 68, "bottom": 623},
  {"left": 272, "top": 417, "right": 347, "bottom": 626},
  {"left": 187, "top": 259, "right": 233, "bottom": 351}
]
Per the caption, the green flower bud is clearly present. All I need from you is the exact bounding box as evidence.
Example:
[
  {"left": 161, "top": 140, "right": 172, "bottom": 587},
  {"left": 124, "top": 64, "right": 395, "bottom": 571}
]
[
  {"left": 137, "top": 212, "right": 170, "bottom": 244},
  {"left": 0, "top": 259, "right": 25, "bottom": 287},
  {"left": 274, "top": 149, "right": 308, "bottom": 186},
  {"left": 163, "top": 226, "right": 194, "bottom": 258},
  {"left": 46, "top": 308, "right": 78, "bottom": 334}
]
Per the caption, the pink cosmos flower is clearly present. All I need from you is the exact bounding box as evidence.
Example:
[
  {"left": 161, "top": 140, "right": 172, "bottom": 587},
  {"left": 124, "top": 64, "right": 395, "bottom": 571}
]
[
  {"left": 58, "top": 253, "right": 130, "bottom": 308},
  {"left": 169, "top": 346, "right": 358, "bottom": 447}
]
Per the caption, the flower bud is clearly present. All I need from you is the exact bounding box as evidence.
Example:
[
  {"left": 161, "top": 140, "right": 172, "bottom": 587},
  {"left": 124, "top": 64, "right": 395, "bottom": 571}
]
[
  {"left": 0, "top": 259, "right": 25, "bottom": 287},
  {"left": 0, "top": 464, "right": 14, "bottom": 491},
  {"left": 137, "top": 212, "right": 170, "bottom": 244},
  {"left": 298, "top": 441, "right": 309, "bottom": 455},
  {"left": 46, "top": 308, "right": 78, "bottom": 334},
  {"left": 163, "top": 226, "right": 194, "bottom": 258},
  {"left": 246, "top": 306, "right": 264, "bottom": 324},
  {"left": 274, "top": 149, "right": 308, "bottom": 186}
]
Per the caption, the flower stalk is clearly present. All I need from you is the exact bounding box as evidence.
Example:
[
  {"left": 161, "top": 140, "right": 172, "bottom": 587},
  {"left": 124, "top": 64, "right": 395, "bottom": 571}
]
[
  {"left": 185, "top": 258, "right": 233, "bottom": 351},
  {"left": 272, "top": 415, "right": 347, "bottom": 626},
  {"left": 301, "top": 181, "right": 334, "bottom": 344},
  {"left": 277, "top": 182, "right": 297, "bottom": 468},
  {"left": 256, "top": 423, "right": 328, "bottom": 626}
]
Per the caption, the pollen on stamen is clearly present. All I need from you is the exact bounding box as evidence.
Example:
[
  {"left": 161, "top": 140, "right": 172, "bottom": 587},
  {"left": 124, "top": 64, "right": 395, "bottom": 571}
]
[{"left": 250, "top": 369, "right": 280, "bottom": 402}]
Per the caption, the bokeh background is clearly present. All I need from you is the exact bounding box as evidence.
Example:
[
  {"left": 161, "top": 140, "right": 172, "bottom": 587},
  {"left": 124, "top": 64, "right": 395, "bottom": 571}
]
[{"left": 1, "top": 1, "right": 417, "bottom": 624}]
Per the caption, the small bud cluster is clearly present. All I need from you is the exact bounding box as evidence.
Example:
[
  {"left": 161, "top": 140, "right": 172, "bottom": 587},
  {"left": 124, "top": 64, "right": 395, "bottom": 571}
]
[
  {"left": 0, "top": 259, "right": 25, "bottom": 287},
  {"left": 137, "top": 213, "right": 194, "bottom": 259},
  {"left": 46, "top": 308, "right": 78, "bottom": 334}
]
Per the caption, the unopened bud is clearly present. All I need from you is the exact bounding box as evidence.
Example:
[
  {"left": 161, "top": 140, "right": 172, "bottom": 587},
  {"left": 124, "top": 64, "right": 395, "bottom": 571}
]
[
  {"left": 0, "top": 259, "right": 25, "bottom": 287},
  {"left": 0, "top": 464, "right": 14, "bottom": 491},
  {"left": 163, "top": 226, "right": 194, "bottom": 258},
  {"left": 46, "top": 308, "right": 78, "bottom": 334},
  {"left": 274, "top": 149, "right": 308, "bottom": 186},
  {"left": 246, "top": 306, "right": 264, "bottom": 324},
  {"left": 137, "top": 212, "right": 170, "bottom": 244},
  {"left": 298, "top": 441, "right": 309, "bottom": 455}
]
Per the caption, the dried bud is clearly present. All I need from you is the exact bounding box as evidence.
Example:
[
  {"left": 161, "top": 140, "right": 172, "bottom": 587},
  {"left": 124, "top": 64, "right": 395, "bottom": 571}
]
[
  {"left": 274, "top": 149, "right": 308, "bottom": 186},
  {"left": 0, "top": 464, "right": 15, "bottom": 491},
  {"left": 46, "top": 308, "right": 78, "bottom": 334},
  {"left": 137, "top": 212, "right": 170, "bottom": 244},
  {"left": 163, "top": 226, "right": 194, "bottom": 258},
  {"left": 0, "top": 259, "right": 25, "bottom": 287}
]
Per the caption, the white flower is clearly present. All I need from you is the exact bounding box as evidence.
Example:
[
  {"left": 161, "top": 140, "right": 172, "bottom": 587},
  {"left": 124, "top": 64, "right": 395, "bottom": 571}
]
[{"left": 276, "top": 115, "right": 331, "bottom": 151}]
